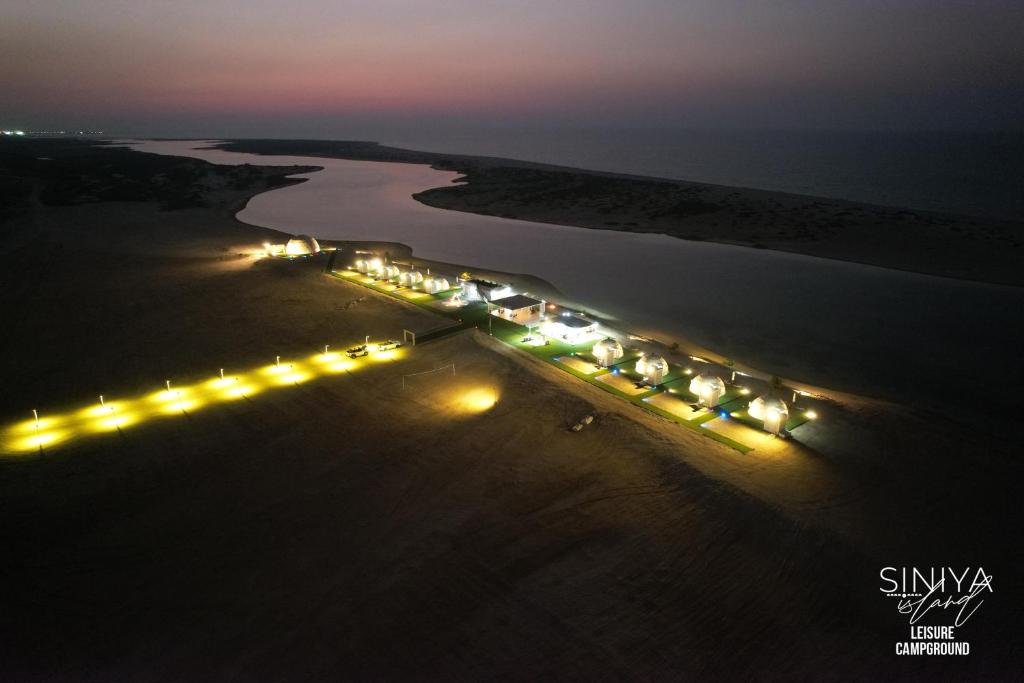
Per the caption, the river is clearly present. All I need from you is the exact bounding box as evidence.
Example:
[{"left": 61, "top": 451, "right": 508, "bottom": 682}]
[{"left": 125, "top": 140, "right": 1024, "bottom": 408}]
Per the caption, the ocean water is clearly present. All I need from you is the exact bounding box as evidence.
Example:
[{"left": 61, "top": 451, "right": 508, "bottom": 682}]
[{"left": 373, "top": 128, "right": 1024, "bottom": 221}]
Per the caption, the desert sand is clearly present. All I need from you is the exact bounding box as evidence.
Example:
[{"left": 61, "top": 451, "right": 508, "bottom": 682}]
[{"left": 0, "top": 140, "right": 1020, "bottom": 678}]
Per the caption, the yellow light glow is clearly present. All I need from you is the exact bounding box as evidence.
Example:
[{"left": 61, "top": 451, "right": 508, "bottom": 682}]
[
  {"left": 161, "top": 398, "right": 198, "bottom": 414},
  {"left": 2, "top": 335, "right": 417, "bottom": 454},
  {"left": 88, "top": 412, "right": 138, "bottom": 433},
  {"left": 78, "top": 402, "right": 129, "bottom": 419},
  {"left": 325, "top": 360, "right": 354, "bottom": 374},
  {"left": 274, "top": 371, "right": 310, "bottom": 385},
  {"left": 9, "top": 429, "right": 71, "bottom": 452},
  {"left": 150, "top": 388, "right": 190, "bottom": 404},
  {"left": 206, "top": 376, "right": 239, "bottom": 390},
  {"left": 739, "top": 388, "right": 751, "bottom": 395},
  {"left": 805, "top": 410, "right": 818, "bottom": 420},
  {"left": 456, "top": 388, "right": 498, "bottom": 413},
  {"left": 221, "top": 384, "right": 255, "bottom": 400},
  {"left": 8, "top": 416, "right": 62, "bottom": 435}
]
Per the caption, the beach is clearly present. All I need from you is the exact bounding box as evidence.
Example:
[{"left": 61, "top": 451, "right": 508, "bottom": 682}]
[{"left": 0, "top": 139, "right": 1020, "bottom": 678}]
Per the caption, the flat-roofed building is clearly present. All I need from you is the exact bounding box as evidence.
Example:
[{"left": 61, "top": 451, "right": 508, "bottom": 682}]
[
  {"left": 543, "top": 313, "right": 599, "bottom": 345},
  {"left": 489, "top": 294, "right": 545, "bottom": 324}
]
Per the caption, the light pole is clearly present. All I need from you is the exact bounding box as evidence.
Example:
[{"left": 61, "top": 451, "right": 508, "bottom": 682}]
[{"left": 32, "top": 409, "right": 41, "bottom": 451}]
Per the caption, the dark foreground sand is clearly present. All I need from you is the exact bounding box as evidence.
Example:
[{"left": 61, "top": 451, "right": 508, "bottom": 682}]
[{"left": 0, "top": 142, "right": 1020, "bottom": 679}]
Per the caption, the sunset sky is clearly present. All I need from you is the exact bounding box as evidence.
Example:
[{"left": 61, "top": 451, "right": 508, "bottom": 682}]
[{"left": 3, "top": 0, "right": 1022, "bottom": 136}]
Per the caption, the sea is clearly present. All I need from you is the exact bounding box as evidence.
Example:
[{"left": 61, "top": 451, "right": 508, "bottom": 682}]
[{"left": 368, "top": 127, "right": 1024, "bottom": 221}]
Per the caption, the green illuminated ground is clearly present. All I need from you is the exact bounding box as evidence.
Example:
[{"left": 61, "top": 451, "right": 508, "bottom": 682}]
[{"left": 327, "top": 267, "right": 828, "bottom": 453}]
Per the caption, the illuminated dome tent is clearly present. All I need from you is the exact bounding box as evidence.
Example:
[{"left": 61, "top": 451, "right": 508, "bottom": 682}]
[
  {"left": 635, "top": 353, "right": 668, "bottom": 385},
  {"left": 383, "top": 264, "right": 401, "bottom": 281},
  {"left": 689, "top": 373, "right": 726, "bottom": 407},
  {"left": 355, "top": 258, "right": 368, "bottom": 273},
  {"left": 748, "top": 395, "right": 789, "bottom": 434},
  {"left": 399, "top": 270, "right": 424, "bottom": 287},
  {"left": 592, "top": 338, "right": 624, "bottom": 367},
  {"left": 366, "top": 257, "right": 384, "bottom": 276},
  {"left": 423, "top": 277, "right": 450, "bottom": 294},
  {"left": 285, "top": 234, "right": 320, "bottom": 256}
]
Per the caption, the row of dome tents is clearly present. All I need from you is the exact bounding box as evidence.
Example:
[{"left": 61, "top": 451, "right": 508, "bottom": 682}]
[
  {"left": 590, "top": 336, "right": 791, "bottom": 435},
  {"left": 353, "top": 257, "right": 452, "bottom": 294}
]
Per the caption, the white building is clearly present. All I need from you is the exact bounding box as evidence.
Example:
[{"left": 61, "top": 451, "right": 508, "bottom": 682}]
[
  {"left": 635, "top": 353, "right": 668, "bottom": 385},
  {"left": 592, "top": 338, "right": 624, "bottom": 367},
  {"left": 748, "top": 395, "right": 789, "bottom": 434},
  {"left": 285, "top": 234, "right": 320, "bottom": 256},
  {"left": 542, "top": 313, "right": 598, "bottom": 345},
  {"left": 489, "top": 294, "right": 545, "bottom": 324},
  {"left": 460, "top": 277, "right": 513, "bottom": 303},
  {"left": 689, "top": 373, "right": 726, "bottom": 407}
]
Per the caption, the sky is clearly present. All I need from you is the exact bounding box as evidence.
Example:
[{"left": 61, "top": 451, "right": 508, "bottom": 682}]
[{"left": 2, "top": 0, "right": 1023, "bottom": 136}]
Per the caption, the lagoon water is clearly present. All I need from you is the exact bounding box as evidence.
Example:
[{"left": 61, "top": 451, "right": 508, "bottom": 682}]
[{"left": 128, "top": 140, "right": 1024, "bottom": 406}]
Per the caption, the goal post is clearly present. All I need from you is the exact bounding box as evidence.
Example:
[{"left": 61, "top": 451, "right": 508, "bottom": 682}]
[
  {"left": 401, "top": 363, "right": 456, "bottom": 389},
  {"left": 403, "top": 329, "right": 416, "bottom": 346}
]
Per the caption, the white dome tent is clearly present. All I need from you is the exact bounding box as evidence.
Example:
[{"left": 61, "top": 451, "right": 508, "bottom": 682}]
[
  {"left": 423, "top": 277, "right": 450, "bottom": 294},
  {"left": 592, "top": 338, "right": 624, "bottom": 368},
  {"left": 355, "top": 258, "right": 369, "bottom": 273},
  {"left": 635, "top": 353, "right": 668, "bottom": 385},
  {"left": 407, "top": 271, "right": 424, "bottom": 288},
  {"left": 285, "top": 234, "right": 320, "bottom": 256},
  {"left": 383, "top": 264, "right": 401, "bottom": 281},
  {"left": 748, "top": 395, "right": 789, "bottom": 435},
  {"left": 366, "top": 257, "right": 384, "bottom": 276},
  {"left": 689, "top": 373, "right": 726, "bottom": 407}
]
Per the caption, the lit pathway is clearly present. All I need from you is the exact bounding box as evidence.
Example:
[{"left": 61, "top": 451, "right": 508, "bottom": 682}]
[{"left": 1, "top": 344, "right": 406, "bottom": 455}]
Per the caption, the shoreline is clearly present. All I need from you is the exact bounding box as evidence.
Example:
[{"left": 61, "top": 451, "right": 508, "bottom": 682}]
[
  {"left": 210, "top": 138, "right": 1024, "bottom": 288},
  {"left": 111, "top": 140, "right": 1024, "bottom": 417}
]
